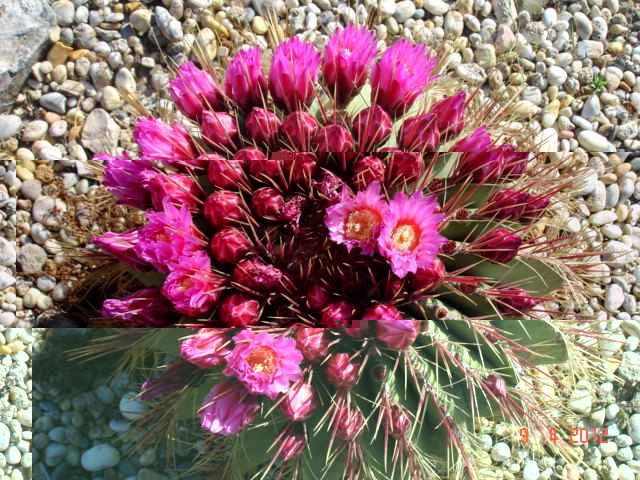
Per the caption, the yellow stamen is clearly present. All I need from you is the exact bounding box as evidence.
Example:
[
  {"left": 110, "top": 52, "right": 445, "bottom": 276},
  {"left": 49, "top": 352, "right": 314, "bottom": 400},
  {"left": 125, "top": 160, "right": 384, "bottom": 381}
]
[
  {"left": 345, "top": 209, "right": 380, "bottom": 242},
  {"left": 245, "top": 346, "right": 278, "bottom": 375},
  {"left": 391, "top": 224, "right": 420, "bottom": 251}
]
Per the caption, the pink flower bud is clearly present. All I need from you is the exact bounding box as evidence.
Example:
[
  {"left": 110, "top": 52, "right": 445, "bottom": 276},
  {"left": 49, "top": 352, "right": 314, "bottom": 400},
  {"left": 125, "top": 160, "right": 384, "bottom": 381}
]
[
  {"left": 102, "top": 288, "right": 179, "bottom": 327},
  {"left": 279, "top": 429, "right": 307, "bottom": 461},
  {"left": 352, "top": 155, "right": 386, "bottom": 190},
  {"left": 321, "top": 300, "right": 358, "bottom": 327},
  {"left": 210, "top": 227, "right": 252, "bottom": 264},
  {"left": 501, "top": 147, "right": 529, "bottom": 178},
  {"left": 251, "top": 187, "right": 284, "bottom": 220},
  {"left": 496, "top": 287, "right": 537, "bottom": 315},
  {"left": 325, "top": 353, "right": 361, "bottom": 389},
  {"left": 322, "top": 25, "right": 378, "bottom": 105},
  {"left": 316, "top": 125, "right": 354, "bottom": 153},
  {"left": 141, "top": 171, "right": 202, "bottom": 212},
  {"left": 305, "top": 284, "right": 330, "bottom": 311},
  {"left": 140, "top": 360, "right": 199, "bottom": 400},
  {"left": 399, "top": 113, "right": 441, "bottom": 151},
  {"left": 375, "top": 317, "right": 420, "bottom": 349},
  {"left": 224, "top": 46, "right": 267, "bottom": 112},
  {"left": 204, "top": 190, "right": 245, "bottom": 227},
  {"left": 411, "top": 257, "right": 446, "bottom": 292},
  {"left": 281, "top": 111, "right": 319, "bottom": 151},
  {"left": 522, "top": 194, "right": 550, "bottom": 222},
  {"left": 284, "top": 152, "right": 317, "bottom": 185},
  {"left": 180, "top": 328, "right": 233, "bottom": 368},
  {"left": 247, "top": 149, "right": 283, "bottom": 183},
  {"left": 219, "top": 293, "right": 262, "bottom": 327},
  {"left": 232, "top": 257, "right": 284, "bottom": 292},
  {"left": 169, "top": 61, "right": 224, "bottom": 119},
  {"left": 476, "top": 228, "right": 522, "bottom": 264},
  {"left": 199, "top": 380, "right": 260, "bottom": 435},
  {"left": 280, "top": 382, "right": 318, "bottom": 421},
  {"left": 295, "top": 328, "right": 330, "bottom": 362},
  {"left": 201, "top": 111, "right": 239, "bottom": 151},
  {"left": 384, "top": 150, "right": 423, "bottom": 184},
  {"left": 390, "top": 405, "right": 411, "bottom": 437},
  {"left": 205, "top": 153, "right": 247, "bottom": 189},
  {"left": 482, "top": 189, "right": 529, "bottom": 221},
  {"left": 431, "top": 92, "right": 466, "bottom": 139},
  {"left": 336, "top": 406, "right": 364, "bottom": 441},
  {"left": 362, "top": 303, "right": 403, "bottom": 320},
  {"left": 133, "top": 117, "right": 196, "bottom": 170},
  {"left": 484, "top": 374, "right": 507, "bottom": 398},
  {"left": 351, "top": 105, "right": 393, "bottom": 150},
  {"left": 245, "top": 107, "right": 281, "bottom": 148},
  {"left": 98, "top": 152, "right": 154, "bottom": 210},
  {"left": 269, "top": 38, "right": 321, "bottom": 113},
  {"left": 93, "top": 229, "right": 151, "bottom": 272}
]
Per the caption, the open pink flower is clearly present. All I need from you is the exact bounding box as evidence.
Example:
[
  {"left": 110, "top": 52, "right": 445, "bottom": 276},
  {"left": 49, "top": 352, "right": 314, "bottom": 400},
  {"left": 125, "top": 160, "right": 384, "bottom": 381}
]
[
  {"left": 93, "top": 229, "right": 151, "bottom": 272},
  {"left": 135, "top": 199, "right": 204, "bottom": 272},
  {"left": 377, "top": 190, "right": 447, "bottom": 278},
  {"left": 181, "top": 328, "right": 233, "bottom": 368},
  {"left": 98, "top": 152, "right": 154, "bottom": 210},
  {"left": 199, "top": 380, "right": 260, "bottom": 435},
  {"left": 322, "top": 25, "right": 378, "bottom": 105},
  {"left": 102, "top": 288, "right": 179, "bottom": 327},
  {"left": 325, "top": 181, "right": 389, "bottom": 256},
  {"left": 370, "top": 39, "right": 438, "bottom": 117},
  {"left": 224, "top": 330, "right": 303, "bottom": 400},
  {"left": 162, "top": 250, "right": 227, "bottom": 316},
  {"left": 169, "top": 61, "right": 224, "bottom": 119},
  {"left": 269, "top": 38, "right": 321, "bottom": 112},
  {"left": 133, "top": 117, "right": 197, "bottom": 170},
  {"left": 224, "top": 46, "right": 268, "bottom": 112}
]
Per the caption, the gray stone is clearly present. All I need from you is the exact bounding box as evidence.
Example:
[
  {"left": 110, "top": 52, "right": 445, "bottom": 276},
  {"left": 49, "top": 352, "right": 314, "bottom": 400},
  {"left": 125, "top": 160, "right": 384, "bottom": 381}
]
[
  {"left": 0, "top": 115, "right": 22, "bottom": 140},
  {"left": 455, "top": 63, "right": 487, "bottom": 83},
  {"left": 52, "top": 0, "right": 75, "bottom": 27},
  {"left": 629, "top": 414, "right": 640, "bottom": 443},
  {"left": 0, "top": 272, "right": 15, "bottom": 290},
  {"left": 577, "top": 40, "right": 604, "bottom": 59},
  {"left": 577, "top": 130, "right": 610, "bottom": 152},
  {"left": 17, "top": 243, "right": 48, "bottom": 272},
  {"left": 490, "top": 442, "right": 510, "bottom": 462},
  {"left": 81, "top": 444, "right": 121, "bottom": 472},
  {"left": 21, "top": 120, "right": 48, "bottom": 142},
  {"left": 423, "top": 0, "right": 449, "bottom": 15},
  {"left": 547, "top": 66, "right": 567, "bottom": 86},
  {"left": 604, "top": 283, "right": 624, "bottom": 311},
  {"left": 619, "top": 354, "right": 640, "bottom": 385},
  {"left": 581, "top": 95, "right": 601, "bottom": 122},
  {"left": 155, "top": 6, "right": 183, "bottom": 42},
  {"left": 0, "top": 423, "right": 9, "bottom": 451},
  {"left": 81, "top": 109, "right": 121, "bottom": 153},
  {"left": 573, "top": 12, "right": 592, "bottom": 40},
  {"left": 393, "top": 0, "right": 416, "bottom": 22},
  {"left": 138, "top": 469, "right": 170, "bottom": 480},
  {"left": 129, "top": 8, "right": 153, "bottom": 33},
  {"left": 39, "top": 92, "right": 67, "bottom": 114},
  {"left": 492, "top": 0, "right": 517, "bottom": 26},
  {"left": 378, "top": 0, "right": 396, "bottom": 16},
  {"left": 603, "top": 241, "right": 638, "bottom": 268},
  {"left": 567, "top": 388, "right": 592, "bottom": 414},
  {"left": 0, "top": 0, "right": 56, "bottom": 111}
]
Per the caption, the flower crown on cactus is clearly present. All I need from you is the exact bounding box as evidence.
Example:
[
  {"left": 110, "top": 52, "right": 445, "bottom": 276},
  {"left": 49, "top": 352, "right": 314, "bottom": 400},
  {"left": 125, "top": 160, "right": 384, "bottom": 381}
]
[{"left": 82, "top": 21, "right": 604, "bottom": 480}]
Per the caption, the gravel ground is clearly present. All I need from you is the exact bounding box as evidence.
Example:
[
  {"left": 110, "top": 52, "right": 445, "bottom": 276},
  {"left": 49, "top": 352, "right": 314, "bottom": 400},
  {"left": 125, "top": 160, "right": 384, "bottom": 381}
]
[{"left": 5, "top": 0, "right": 640, "bottom": 478}]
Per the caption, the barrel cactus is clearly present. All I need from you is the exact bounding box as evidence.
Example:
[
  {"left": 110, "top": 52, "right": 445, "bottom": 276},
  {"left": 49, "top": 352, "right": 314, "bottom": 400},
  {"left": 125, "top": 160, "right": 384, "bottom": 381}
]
[{"left": 82, "top": 19, "right": 601, "bottom": 480}]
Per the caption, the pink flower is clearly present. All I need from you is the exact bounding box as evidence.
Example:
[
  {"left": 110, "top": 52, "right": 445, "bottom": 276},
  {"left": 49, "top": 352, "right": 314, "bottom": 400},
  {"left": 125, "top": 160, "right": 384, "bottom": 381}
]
[
  {"left": 370, "top": 39, "right": 438, "bottom": 117},
  {"left": 245, "top": 107, "right": 281, "bottom": 148},
  {"left": 279, "top": 429, "right": 307, "bottom": 461},
  {"left": 325, "top": 181, "right": 389, "bottom": 256},
  {"left": 321, "top": 300, "right": 358, "bottom": 327},
  {"left": 219, "top": 293, "right": 262, "bottom": 327},
  {"left": 133, "top": 117, "right": 196, "bottom": 170},
  {"left": 431, "top": 92, "right": 466, "bottom": 139},
  {"left": 140, "top": 360, "right": 199, "bottom": 400},
  {"left": 140, "top": 170, "right": 202, "bottom": 212},
  {"left": 136, "top": 199, "right": 204, "bottom": 272},
  {"left": 352, "top": 155, "right": 386, "bottom": 190},
  {"left": 231, "top": 257, "right": 284, "bottom": 293},
  {"left": 269, "top": 38, "right": 321, "bottom": 112},
  {"left": 199, "top": 380, "right": 260, "bottom": 435},
  {"left": 399, "top": 113, "right": 441, "bottom": 151},
  {"left": 204, "top": 190, "right": 246, "bottom": 228},
  {"left": 451, "top": 127, "right": 505, "bottom": 182},
  {"left": 377, "top": 190, "right": 447, "bottom": 278},
  {"left": 295, "top": 328, "right": 330, "bottom": 362},
  {"left": 375, "top": 317, "right": 420, "bottom": 349},
  {"left": 251, "top": 187, "right": 284, "bottom": 220},
  {"left": 475, "top": 228, "right": 522, "bottom": 263},
  {"left": 351, "top": 106, "right": 393, "bottom": 151},
  {"left": 411, "top": 257, "right": 446, "bottom": 292},
  {"left": 281, "top": 112, "right": 319, "bottom": 151},
  {"left": 224, "top": 330, "right": 303, "bottom": 400},
  {"left": 484, "top": 375, "right": 507, "bottom": 398},
  {"left": 99, "top": 152, "right": 154, "bottom": 210},
  {"left": 315, "top": 125, "right": 354, "bottom": 153},
  {"left": 305, "top": 284, "right": 330, "bottom": 311},
  {"left": 180, "top": 328, "right": 233, "bottom": 368},
  {"left": 224, "top": 46, "right": 268, "bottom": 112},
  {"left": 362, "top": 303, "right": 403, "bottom": 320},
  {"left": 325, "top": 353, "right": 361, "bottom": 389},
  {"left": 205, "top": 153, "right": 247, "bottom": 189},
  {"left": 201, "top": 111, "right": 239, "bottom": 151},
  {"left": 386, "top": 150, "right": 423, "bottom": 184},
  {"left": 451, "top": 126, "right": 493, "bottom": 152},
  {"left": 284, "top": 152, "right": 317, "bottom": 185},
  {"left": 481, "top": 188, "right": 529, "bottom": 221},
  {"left": 169, "top": 61, "right": 224, "bottom": 119},
  {"left": 322, "top": 25, "right": 378, "bottom": 105},
  {"left": 336, "top": 405, "right": 364, "bottom": 441},
  {"left": 102, "top": 288, "right": 179, "bottom": 327},
  {"left": 162, "top": 251, "right": 227, "bottom": 316},
  {"left": 280, "top": 381, "right": 317, "bottom": 421},
  {"left": 93, "top": 229, "right": 151, "bottom": 272},
  {"left": 210, "top": 227, "right": 252, "bottom": 264},
  {"left": 501, "top": 146, "right": 530, "bottom": 178}
]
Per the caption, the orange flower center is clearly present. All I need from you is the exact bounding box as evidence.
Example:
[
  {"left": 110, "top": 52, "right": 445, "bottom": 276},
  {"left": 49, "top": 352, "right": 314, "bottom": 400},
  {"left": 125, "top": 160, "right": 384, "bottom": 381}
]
[
  {"left": 342, "top": 48, "right": 353, "bottom": 57},
  {"left": 245, "top": 346, "right": 278, "bottom": 376},
  {"left": 391, "top": 223, "right": 420, "bottom": 251},
  {"left": 345, "top": 209, "right": 380, "bottom": 242},
  {"left": 179, "top": 277, "right": 194, "bottom": 292}
]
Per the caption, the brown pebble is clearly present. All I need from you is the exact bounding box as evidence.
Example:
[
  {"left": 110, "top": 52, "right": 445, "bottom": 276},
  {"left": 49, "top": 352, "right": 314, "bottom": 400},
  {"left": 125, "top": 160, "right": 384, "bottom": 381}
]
[{"left": 35, "top": 164, "right": 55, "bottom": 183}]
